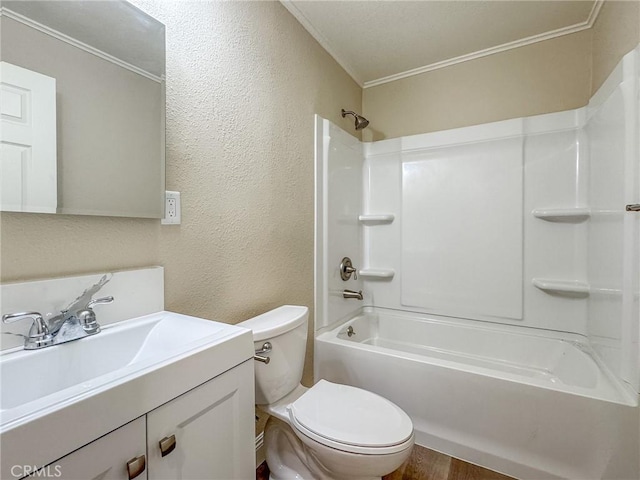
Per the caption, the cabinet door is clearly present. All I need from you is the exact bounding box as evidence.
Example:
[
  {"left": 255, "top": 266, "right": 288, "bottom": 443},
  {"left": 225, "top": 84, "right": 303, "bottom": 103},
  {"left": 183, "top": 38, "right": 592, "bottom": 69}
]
[
  {"left": 147, "top": 360, "right": 254, "bottom": 480},
  {"left": 37, "top": 417, "right": 147, "bottom": 480}
]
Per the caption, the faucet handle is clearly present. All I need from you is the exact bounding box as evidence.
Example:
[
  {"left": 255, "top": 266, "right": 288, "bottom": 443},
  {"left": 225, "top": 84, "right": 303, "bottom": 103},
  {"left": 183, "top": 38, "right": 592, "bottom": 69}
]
[
  {"left": 80, "top": 296, "right": 112, "bottom": 334},
  {"left": 3, "top": 311, "right": 47, "bottom": 328},
  {"left": 340, "top": 257, "right": 358, "bottom": 281},
  {"left": 2, "top": 312, "right": 54, "bottom": 349},
  {"left": 87, "top": 296, "right": 114, "bottom": 309},
  {"left": 77, "top": 309, "right": 101, "bottom": 334}
]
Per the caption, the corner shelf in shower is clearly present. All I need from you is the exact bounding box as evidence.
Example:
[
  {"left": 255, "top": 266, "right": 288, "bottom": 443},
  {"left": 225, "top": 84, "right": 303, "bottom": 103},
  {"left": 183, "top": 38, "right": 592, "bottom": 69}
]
[
  {"left": 358, "top": 214, "right": 395, "bottom": 225},
  {"left": 532, "top": 278, "right": 590, "bottom": 296},
  {"left": 531, "top": 208, "right": 591, "bottom": 222},
  {"left": 358, "top": 269, "right": 395, "bottom": 279}
]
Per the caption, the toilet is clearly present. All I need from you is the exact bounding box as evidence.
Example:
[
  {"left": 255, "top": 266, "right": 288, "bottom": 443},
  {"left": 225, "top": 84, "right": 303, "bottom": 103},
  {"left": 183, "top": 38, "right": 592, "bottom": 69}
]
[{"left": 238, "top": 305, "right": 414, "bottom": 480}]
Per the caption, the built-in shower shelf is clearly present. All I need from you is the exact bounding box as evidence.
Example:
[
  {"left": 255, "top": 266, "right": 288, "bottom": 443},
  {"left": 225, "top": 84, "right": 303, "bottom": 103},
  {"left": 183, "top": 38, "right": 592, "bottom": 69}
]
[
  {"left": 532, "top": 278, "right": 590, "bottom": 296},
  {"left": 532, "top": 208, "right": 591, "bottom": 222},
  {"left": 359, "top": 269, "right": 395, "bottom": 279},
  {"left": 589, "top": 287, "right": 623, "bottom": 297},
  {"left": 358, "top": 214, "right": 395, "bottom": 225}
]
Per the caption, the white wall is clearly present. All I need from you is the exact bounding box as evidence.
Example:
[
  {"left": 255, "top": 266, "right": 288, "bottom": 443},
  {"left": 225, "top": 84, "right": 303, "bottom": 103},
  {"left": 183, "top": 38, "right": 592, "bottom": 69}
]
[
  {"left": 362, "top": 110, "right": 591, "bottom": 334},
  {"left": 587, "top": 46, "right": 640, "bottom": 393},
  {"left": 401, "top": 136, "right": 523, "bottom": 321},
  {"left": 315, "top": 117, "right": 363, "bottom": 331}
]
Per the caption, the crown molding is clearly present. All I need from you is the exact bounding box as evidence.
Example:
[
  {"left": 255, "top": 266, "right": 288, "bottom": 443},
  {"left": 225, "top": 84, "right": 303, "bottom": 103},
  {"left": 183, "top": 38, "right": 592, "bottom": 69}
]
[
  {"left": 280, "top": 0, "right": 364, "bottom": 87},
  {"left": 281, "top": 0, "right": 603, "bottom": 90},
  {"left": 365, "top": 0, "right": 604, "bottom": 88},
  {"left": 0, "top": 7, "right": 163, "bottom": 83},
  {"left": 586, "top": 0, "right": 605, "bottom": 29}
]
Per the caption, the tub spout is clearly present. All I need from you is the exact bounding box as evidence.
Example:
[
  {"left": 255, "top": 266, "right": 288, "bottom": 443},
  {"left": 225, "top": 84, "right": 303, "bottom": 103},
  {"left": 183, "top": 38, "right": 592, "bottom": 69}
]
[{"left": 343, "top": 289, "right": 363, "bottom": 300}]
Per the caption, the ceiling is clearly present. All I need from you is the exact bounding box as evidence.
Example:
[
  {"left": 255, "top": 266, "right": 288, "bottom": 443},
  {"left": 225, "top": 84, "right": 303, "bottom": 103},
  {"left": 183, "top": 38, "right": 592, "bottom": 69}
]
[{"left": 281, "top": 1, "right": 601, "bottom": 88}]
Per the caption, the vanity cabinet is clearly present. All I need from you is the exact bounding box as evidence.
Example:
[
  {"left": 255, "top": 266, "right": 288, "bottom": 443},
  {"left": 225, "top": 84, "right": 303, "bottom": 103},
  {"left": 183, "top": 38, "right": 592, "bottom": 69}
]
[
  {"left": 37, "top": 418, "right": 147, "bottom": 480},
  {"left": 146, "top": 361, "right": 254, "bottom": 479},
  {"left": 30, "top": 361, "right": 254, "bottom": 480}
]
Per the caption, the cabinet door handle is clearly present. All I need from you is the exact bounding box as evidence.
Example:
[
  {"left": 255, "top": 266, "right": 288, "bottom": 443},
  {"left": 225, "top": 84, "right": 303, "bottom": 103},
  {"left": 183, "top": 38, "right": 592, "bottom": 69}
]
[
  {"left": 126, "top": 455, "right": 146, "bottom": 479},
  {"left": 159, "top": 434, "right": 176, "bottom": 457}
]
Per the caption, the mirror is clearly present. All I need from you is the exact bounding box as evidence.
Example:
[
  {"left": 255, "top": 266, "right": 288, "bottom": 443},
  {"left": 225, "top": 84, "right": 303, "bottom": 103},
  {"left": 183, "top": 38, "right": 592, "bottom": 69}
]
[{"left": 0, "top": 0, "right": 165, "bottom": 218}]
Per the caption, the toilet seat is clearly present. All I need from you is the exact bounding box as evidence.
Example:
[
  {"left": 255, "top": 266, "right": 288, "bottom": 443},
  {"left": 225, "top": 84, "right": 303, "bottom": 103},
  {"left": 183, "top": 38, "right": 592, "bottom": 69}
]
[{"left": 287, "top": 380, "right": 414, "bottom": 455}]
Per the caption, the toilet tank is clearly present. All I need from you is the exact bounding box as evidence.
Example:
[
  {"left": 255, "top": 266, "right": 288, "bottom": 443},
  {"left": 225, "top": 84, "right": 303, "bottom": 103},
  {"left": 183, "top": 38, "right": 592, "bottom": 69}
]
[{"left": 238, "top": 305, "right": 308, "bottom": 405}]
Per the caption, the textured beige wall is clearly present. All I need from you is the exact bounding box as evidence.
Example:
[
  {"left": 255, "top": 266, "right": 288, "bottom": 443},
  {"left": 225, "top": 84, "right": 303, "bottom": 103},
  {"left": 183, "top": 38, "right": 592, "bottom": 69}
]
[
  {"left": 363, "top": 1, "right": 640, "bottom": 140},
  {"left": 591, "top": 0, "right": 640, "bottom": 94},
  {"left": 362, "top": 30, "right": 593, "bottom": 140},
  {"left": 0, "top": 213, "right": 161, "bottom": 281},
  {"left": 136, "top": 0, "right": 361, "bottom": 384}
]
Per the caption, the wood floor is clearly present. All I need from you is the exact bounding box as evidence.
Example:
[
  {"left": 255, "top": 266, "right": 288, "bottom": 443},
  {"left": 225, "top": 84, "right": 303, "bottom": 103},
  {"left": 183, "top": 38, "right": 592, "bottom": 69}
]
[
  {"left": 256, "top": 444, "right": 515, "bottom": 480},
  {"left": 383, "top": 445, "right": 515, "bottom": 480}
]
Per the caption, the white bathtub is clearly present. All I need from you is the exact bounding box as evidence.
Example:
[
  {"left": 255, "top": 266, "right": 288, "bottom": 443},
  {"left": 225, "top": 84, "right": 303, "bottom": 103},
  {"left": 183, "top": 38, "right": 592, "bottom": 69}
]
[{"left": 315, "top": 308, "right": 639, "bottom": 480}]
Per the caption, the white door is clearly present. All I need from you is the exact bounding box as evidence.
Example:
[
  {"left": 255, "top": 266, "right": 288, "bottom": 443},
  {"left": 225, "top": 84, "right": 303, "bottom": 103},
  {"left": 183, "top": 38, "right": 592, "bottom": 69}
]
[
  {"left": 0, "top": 61, "right": 57, "bottom": 213},
  {"left": 36, "top": 417, "right": 147, "bottom": 480},
  {"left": 147, "top": 361, "right": 255, "bottom": 480}
]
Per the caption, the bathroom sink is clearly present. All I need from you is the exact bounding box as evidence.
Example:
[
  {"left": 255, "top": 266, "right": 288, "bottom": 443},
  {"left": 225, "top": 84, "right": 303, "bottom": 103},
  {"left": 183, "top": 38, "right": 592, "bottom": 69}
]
[
  {"left": 0, "top": 311, "right": 252, "bottom": 428},
  {"left": 0, "top": 310, "right": 254, "bottom": 480}
]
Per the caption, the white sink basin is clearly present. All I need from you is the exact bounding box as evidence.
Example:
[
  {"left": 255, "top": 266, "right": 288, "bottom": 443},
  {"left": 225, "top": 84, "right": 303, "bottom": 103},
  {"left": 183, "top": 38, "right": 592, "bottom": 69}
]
[
  {"left": 0, "top": 310, "right": 253, "bottom": 478},
  {"left": 0, "top": 312, "right": 234, "bottom": 414}
]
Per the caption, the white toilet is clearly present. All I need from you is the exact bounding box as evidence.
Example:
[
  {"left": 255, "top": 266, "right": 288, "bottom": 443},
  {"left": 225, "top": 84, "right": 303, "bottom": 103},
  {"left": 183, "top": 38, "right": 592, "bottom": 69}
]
[{"left": 239, "top": 305, "right": 414, "bottom": 480}]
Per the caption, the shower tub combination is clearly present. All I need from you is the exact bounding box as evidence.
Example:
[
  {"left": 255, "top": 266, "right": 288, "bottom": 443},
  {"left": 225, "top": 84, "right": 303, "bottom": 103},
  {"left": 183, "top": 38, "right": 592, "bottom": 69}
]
[
  {"left": 315, "top": 48, "right": 640, "bottom": 480},
  {"left": 315, "top": 308, "right": 637, "bottom": 479}
]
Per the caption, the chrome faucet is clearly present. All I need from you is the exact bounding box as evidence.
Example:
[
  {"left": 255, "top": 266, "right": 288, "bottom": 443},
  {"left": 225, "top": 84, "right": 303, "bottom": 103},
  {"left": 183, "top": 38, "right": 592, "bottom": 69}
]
[
  {"left": 2, "top": 274, "right": 114, "bottom": 350},
  {"left": 343, "top": 289, "right": 363, "bottom": 300}
]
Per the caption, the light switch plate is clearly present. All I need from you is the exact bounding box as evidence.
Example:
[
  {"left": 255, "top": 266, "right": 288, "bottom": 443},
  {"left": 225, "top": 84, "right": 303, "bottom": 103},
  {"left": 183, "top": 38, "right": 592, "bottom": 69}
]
[{"left": 161, "top": 191, "right": 181, "bottom": 225}]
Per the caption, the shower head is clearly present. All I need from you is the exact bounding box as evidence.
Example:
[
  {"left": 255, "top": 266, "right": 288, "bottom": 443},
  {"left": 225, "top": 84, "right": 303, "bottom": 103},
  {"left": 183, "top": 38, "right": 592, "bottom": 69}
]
[{"left": 341, "top": 109, "right": 370, "bottom": 130}]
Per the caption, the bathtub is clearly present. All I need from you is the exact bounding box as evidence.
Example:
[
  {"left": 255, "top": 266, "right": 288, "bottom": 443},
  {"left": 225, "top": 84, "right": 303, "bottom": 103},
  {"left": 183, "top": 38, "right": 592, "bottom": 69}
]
[{"left": 315, "top": 307, "right": 639, "bottom": 480}]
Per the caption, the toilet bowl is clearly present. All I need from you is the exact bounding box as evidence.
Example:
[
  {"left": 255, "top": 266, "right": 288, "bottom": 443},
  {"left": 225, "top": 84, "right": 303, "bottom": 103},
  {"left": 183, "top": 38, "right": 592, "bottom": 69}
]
[{"left": 239, "top": 305, "right": 414, "bottom": 480}]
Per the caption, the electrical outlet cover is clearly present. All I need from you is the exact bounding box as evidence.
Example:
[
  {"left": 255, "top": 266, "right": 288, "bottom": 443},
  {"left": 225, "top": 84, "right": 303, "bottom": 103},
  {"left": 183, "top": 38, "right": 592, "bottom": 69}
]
[{"left": 161, "top": 191, "right": 181, "bottom": 225}]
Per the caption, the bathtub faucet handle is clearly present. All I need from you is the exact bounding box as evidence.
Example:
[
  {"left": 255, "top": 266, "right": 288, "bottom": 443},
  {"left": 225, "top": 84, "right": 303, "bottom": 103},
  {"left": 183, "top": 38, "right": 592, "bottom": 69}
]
[
  {"left": 340, "top": 257, "right": 358, "bottom": 281},
  {"left": 348, "top": 267, "right": 357, "bottom": 280}
]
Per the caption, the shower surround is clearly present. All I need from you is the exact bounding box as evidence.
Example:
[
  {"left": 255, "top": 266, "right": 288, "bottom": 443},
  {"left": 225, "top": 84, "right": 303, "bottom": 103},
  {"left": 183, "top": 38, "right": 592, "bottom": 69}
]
[{"left": 314, "top": 47, "right": 640, "bottom": 479}]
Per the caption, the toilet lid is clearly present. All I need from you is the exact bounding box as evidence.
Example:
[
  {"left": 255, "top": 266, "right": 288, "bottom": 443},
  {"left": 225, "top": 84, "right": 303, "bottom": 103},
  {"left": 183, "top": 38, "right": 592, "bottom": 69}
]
[{"left": 288, "top": 380, "right": 413, "bottom": 452}]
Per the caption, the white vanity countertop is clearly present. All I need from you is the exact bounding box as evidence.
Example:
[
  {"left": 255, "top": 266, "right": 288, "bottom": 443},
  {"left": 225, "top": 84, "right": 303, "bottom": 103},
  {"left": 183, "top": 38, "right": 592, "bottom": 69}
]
[{"left": 0, "top": 311, "right": 254, "bottom": 479}]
